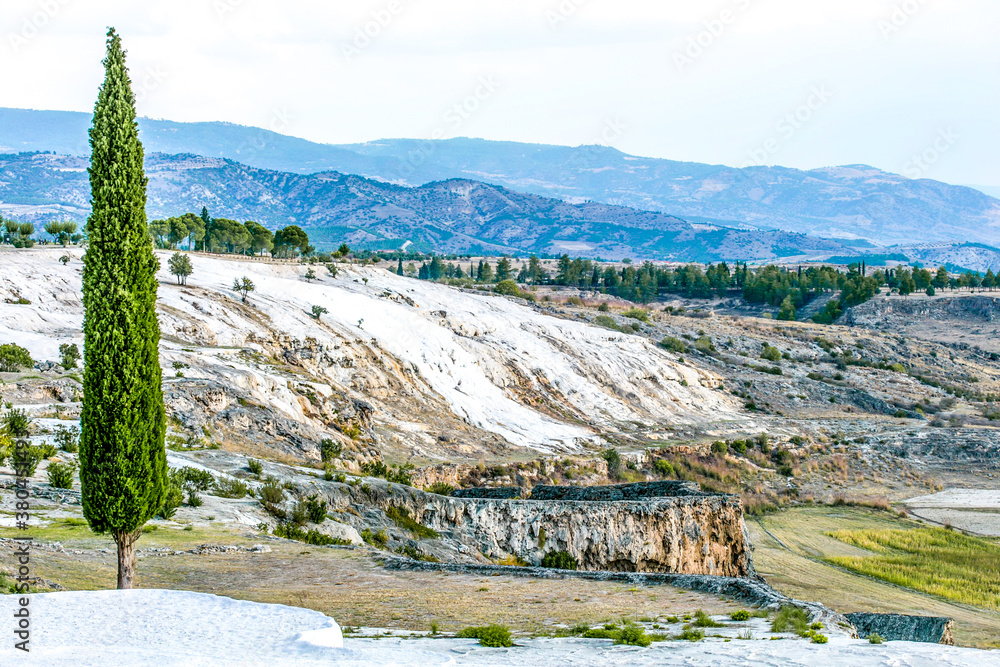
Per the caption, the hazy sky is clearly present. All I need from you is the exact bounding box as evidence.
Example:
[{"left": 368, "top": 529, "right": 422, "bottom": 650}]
[{"left": 2, "top": 0, "right": 998, "bottom": 188}]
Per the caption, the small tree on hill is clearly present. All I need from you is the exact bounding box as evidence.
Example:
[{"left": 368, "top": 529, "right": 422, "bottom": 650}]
[
  {"left": 0, "top": 343, "right": 33, "bottom": 372},
  {"left": 311, "top": 305, "right": 328, "bottom": 320},
  {"left": 232, "top": 276, "right": 255, "bottom": 303},
  {"left": 304, "top": 268, "right": 317, "bottom": 282},
  {"left": 59, "top": 343, "right": 80, "bottom": 369},
  {"left": 777, "top": 295, "right": 796, "bottom": 321},
  {"left": 168, "top": 252, "right": 193, "bottom": 285}
]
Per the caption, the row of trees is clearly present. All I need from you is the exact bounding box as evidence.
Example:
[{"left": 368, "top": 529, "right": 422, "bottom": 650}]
[{"left": 148, "top": 208, "right": 313, "bottom": 258}]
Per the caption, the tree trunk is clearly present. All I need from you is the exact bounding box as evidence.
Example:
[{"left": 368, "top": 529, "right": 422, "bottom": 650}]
[{"left": 114, "top": 529, "right": 141, "bottom": 589}]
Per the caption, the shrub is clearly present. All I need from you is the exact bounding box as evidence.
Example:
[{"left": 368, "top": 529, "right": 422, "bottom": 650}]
[
  {"left": 59, "top": 343, "right": 80, "bottom": 369},
  {"left": 730, "top": 610, "right": 751, "bottom": 622},
  {"left": 360, "top": 527, "right": 388, "bottom": 548},
  {"left": 597, "top": 302, "right": 610, "bottom": 312},
  {"left": 622, "top": 308, "right": 649, "bottom": 322},
  {"left": 660, "top": 336, "right": 689, "bottom": 353},
  {"left": 494, "top": 280, "right": 520, "bottom": 297},
  {"left": 213, "top": 477, "right": 250, "bottom": 499},
  {"left": 457, "top": 625, "right": 513, "bottom": 648},
  {"left": 540, "top": 550, "right": 578, "bottom": 570},
  {"left": 0, "top": 343, "right": 33, "bottom": 372},
  {"left": 602, "top": 448, "right": 623, "bottom": 479},
  {"left": 426, "top": 482, "right": 455, "bottom": 496},
  {"left": 582, "top": 628, "right": 617, "bottom": 639},
  {"left": 615, "top": 622, "right": 651, "bottom": 647},
  {"left": 320, "top": 438, "right": 342, "bottom": 462},
  {"left": 675, "top": 628, "right": 704, "bottom": 641},
  {"left": 158, "top": 484, "right": 184, "bottom": 519},
  {"left": 692, "top": 610, "right": 724, "bottom": 628},
  {"left": 770, "top": 607, "right": 811, "bottom": 635},
  {"left": 247, "top": 458, "right": 264, "bottom": 475},
  {"left": 12, "top": 446, "right": 44, "bottom": 477},
  {"left": 54, "top": 425, "right": 79, "bottom": 452},
  {"left": 258, "top": 479, "right": 285, "bottom": 505},
  {"left": 36, "top": 442, "right": 57, "bottom": 458},
  {"left": 711, "top": 440, "right": 728, "bottom": 455},
  {"left": 3, "top": 408, "right": 31, "bottom": 438},
  {"left": 760, "top": 345, "right": 782, "bottom": 362},
  {"left": 654, "top": 459, "right": 675, "bottom": 477},
  {"left": 385, "top": 504, "right": 439, "bottom": 538},
  {"left": 811, "top": 633, "right": 828, "bottom": 644},
  {"left": 174, "top": 466, "right": 214, "bottom": 491},
  {"left": 594, "top": 315, "right": 622, "bottom": 331},
  {"left": 694, "top": 336, "right": 716, "bottom": 354},
  {"left": 868, "top": 633, "right": 884, "bottom": 645},
  {"left": 302, "top": 495, "right": 328, "bottom": 523},
  {"left": 47, "top": 461, "right": 76, "bottom": 489},
  {"left": 186, "top": 489, "right": 203, "bottom": 507}
]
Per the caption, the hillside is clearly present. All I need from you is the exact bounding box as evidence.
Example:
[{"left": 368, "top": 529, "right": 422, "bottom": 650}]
[
  {"left": 3, "top": 107, "right": 999, "bottom": 247},
  {"left": 0, "top": 152, "right": 850, "bottom": 261}
]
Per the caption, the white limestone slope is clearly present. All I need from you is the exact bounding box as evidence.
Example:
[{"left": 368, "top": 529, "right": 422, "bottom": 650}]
[
  {"left": 0, "top": 248, "right": 741, "bottom": 453},
  {"left": 0, "top": 590, "right": 993, "bottom": 667}
]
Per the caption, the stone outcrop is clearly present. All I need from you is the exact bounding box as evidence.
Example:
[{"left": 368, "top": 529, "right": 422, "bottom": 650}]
[
  {"left": 845, "top": 613, "right": 955, "bottom": 645},
  {"left": 529, "top": 481, "right": 707, "bottom": 501}
]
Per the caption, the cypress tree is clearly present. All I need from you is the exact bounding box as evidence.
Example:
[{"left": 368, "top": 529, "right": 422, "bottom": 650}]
[{"left": 80, "top": 28, "right": 167, "bottom": 590}]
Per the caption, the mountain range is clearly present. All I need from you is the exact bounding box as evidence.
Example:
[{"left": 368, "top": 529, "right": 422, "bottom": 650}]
[{"left": 1, "top": 107, "right": 999, "bottom": 265}]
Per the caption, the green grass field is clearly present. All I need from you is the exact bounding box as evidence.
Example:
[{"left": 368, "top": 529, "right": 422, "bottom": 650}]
[{"left": 826, "top": 526, "right": 1000, "bottom": 612}]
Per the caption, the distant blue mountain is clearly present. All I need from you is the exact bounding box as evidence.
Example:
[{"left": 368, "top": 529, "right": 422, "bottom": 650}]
[{"left": 2, "top": 107, "right": 999, "bottom": 247}]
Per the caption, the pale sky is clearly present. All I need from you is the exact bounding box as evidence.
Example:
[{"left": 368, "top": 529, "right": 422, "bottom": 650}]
[{"left": 2, "top": 0, "right": 998, "bottom": 189}]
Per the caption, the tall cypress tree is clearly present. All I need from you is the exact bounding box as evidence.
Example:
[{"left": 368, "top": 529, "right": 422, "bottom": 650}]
[{"left": 80, "top": 28, "right": 167, "bottom": 590}]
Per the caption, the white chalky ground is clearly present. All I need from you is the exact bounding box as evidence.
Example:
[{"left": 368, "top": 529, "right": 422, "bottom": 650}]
[{"left": 0, "top": 590, "right": 995, "bottom": 666}]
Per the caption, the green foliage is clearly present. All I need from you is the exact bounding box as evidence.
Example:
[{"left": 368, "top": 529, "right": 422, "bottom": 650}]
[
  {"left": 811, "top": 633, "right": 828, "bottom": 644},
  {"left": 258, "top": 478, "right": 286, "bottom": 505},
  {"left": 425, "top": 482, "right": 455, "bottom": 496},
  {"left": 621, "top": 308, "right": 649, "bottom": 322},
  {"left": 213, "top": 477, "right": 250, "bottom": 499},
  {"left": 385, "top": 505, "right": 439, "bottom": 538},
  {"left": 541, "top": 550, "right": 578, "bottom": 570},
  {"left": 456, "top": 625, "right": 513, "bottom": 647},
  {"left": 654, "top": 459, "right": 675, "bottom": 477},
  {"left": 777, "top": 294, "right": 797, "bottom": 321},
  {"left": 247, "top": 458, "right": 264, "bottom": 475},
  {"left": 730, "top": 610, "right": 751, "bottom": 621},
  {"left": 320, "top": 438, "right": 342, "bottom": 462},
  {"left": 157, "top": 484, "right": 183, "bottom": 520},
  {"left": 12, "top": 446, "right": 44, "bottom": 477},
  {"left": 360, "top": 527, "right": 388, "bottom": 548},
  {"left": 826, "top": 526, "right": 1000, "bottom": 610},
  {"left": 760, "top": 345, "right": 782, "bottom": 362},
  {"left": 812, "top": 299, "right": 844, "bottom": 324},
  {"left": 614, "top": 622, "right": 651, "bottom": 647},
  {"left": 494, "top": 279, "right": 520, "bottom": 297},
  {"left": 3, "top": 407, "right": 32, "bottom": 437},
  {"left": 770, "top": 607, "right": 811, "bottom": 635},
  {"left": 173, "top": 466, "right": 214, "bottom": 491},
  {"left": 80, "top": 29, "right": 168, "bottom": 551},
  {"left": 300, "top": 495, "right": 328, "bottom": 524},
  {"left": 675, "top": 628, "right": 704, "bottom": 641},
  {"left": 167, "top": 252, "right": 193, "bottom": 285},
  {"left": 361, "top": 460, "right": 414, "bottom": 485},
  {"left": 395, "top": 544, "right": 440, "bottom": 562},
  {"left": 231, "top": 276, "right": 255, "bottom": 303},
  {"left": 691, "top": 610, "right": 724, "bottom": 628},
  {"left": 0, "top": 343, "right": 34, "bottom": 372},
  {"left": 693, "top": 336, "right": 716, "bottom": 354},
  {"left": 659, "top": 336, "right": 689, "bottom": 353},
  {"left": 868, "top": 633, "right": 884, "bottom": 644},
  {"left": 47, "top": 460, "right": 77, "bottom": 489},
  {"left": 59, "top": 343, "right": 81, "bottom": 369},
  {"left": 185, "top": 489, "right": 203, "bottom": 507},
  {"left": 273, "top": 523, "right": 348, "bottom": 546},
  {"left": 311, "top": 305, "right": 328, "bottom": 319},
  {"left": 601, "top": 448, "right": 623, "bottom": 479}
]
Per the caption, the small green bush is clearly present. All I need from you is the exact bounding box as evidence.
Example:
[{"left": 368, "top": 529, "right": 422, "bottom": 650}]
[
  {"left": 761, "top": 345, "right": 782, "bottom": 362},
  {"left": 730, "top": 610, "right": 751, "bottom": 622},
  {"left": 615, "top": 622, "right": 651, "bottom": 647},
  {"left": 425, "top": 482, "right": 455, "bottom": 496},
  {"left": 692, "top": 610, "right": 724, "bottom": 628},
  {"left": 868, "top": 633, "right": 884, "bottom": 644},
  {"left": 540, "top": 550, "right": 578, "bottom": 570},
  {"left": 660, "top": 336, "right": 689, "bottom": 353},
  {"left": 320, "top": 438, "right": 342, "bottom": 462},
  {"left": 385, "top": 505, "right": 438, "bottom": 538},
  {"left": 258, "top": 479, "right": 285, "bottom": 505},
  {"left": 12, "top": 445, "right": 44, "bottom": 477},
  {"left": 811, "top": 633, "right": 828, "bottom": 644},
  {"left": 213, "top": 477, "right": 250, "bottom": 499},
  {"left": 3, "top": 408, "right": 32, "bottom": 438},
  {"left": 273, "top": 523, "right": 349, "bottom": 546},
  {"left": 597, "top": 302, "right": 610, "bottom": 312},
  {"left": 494, "top": 280, "right": 520, "bottom": 297},
  {"left": 247, "top": 458, "right": 264, "bottom": 475},
  {"left": 46, "top": 461, "right": 76, "bottom": 489},
  {"left": 158, "top": 484, "right": 184, "bottom": 519},
  {"left": 675, "top": 628, "right": 704, "bottom": 641},
  {"left": 770, "top": 607, "right": 810, "bottom": 635},
  {"left": 302, "top": 495, "right": 328, "bottom": 523},
  {"left": 54, "top": 425, "right": 79, "bottom": 452},
  {"left": 694, "top": 336, "right": 716, "bottom": 354},
  {"left": 174, "top": 466, "right": 214, "bottom": 491},
  {"left": 186, "top": 489, "right": 203, "bottom": 507},
  {"left": 360, "top": 528, "right": 388, "bottom": 548},
  {"left": 654, "top": 459, "right": 674, "bottom": 477},
  {"left": 622, "top": 308, "right": 649, "bottom": 322},
  {"left": 456, "top": 624, "right": 513, "bottom": 647},
  {"left": 0, "top": 343, "right": 33, "bottom": 372}
]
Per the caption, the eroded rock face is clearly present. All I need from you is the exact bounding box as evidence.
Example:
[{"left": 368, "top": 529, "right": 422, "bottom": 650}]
[
  {"left": 845, "top": 612, "right": 955, "bottom": 645},
  {"left": 416, "top": 494, "right": 753, "bottom": 577}
]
